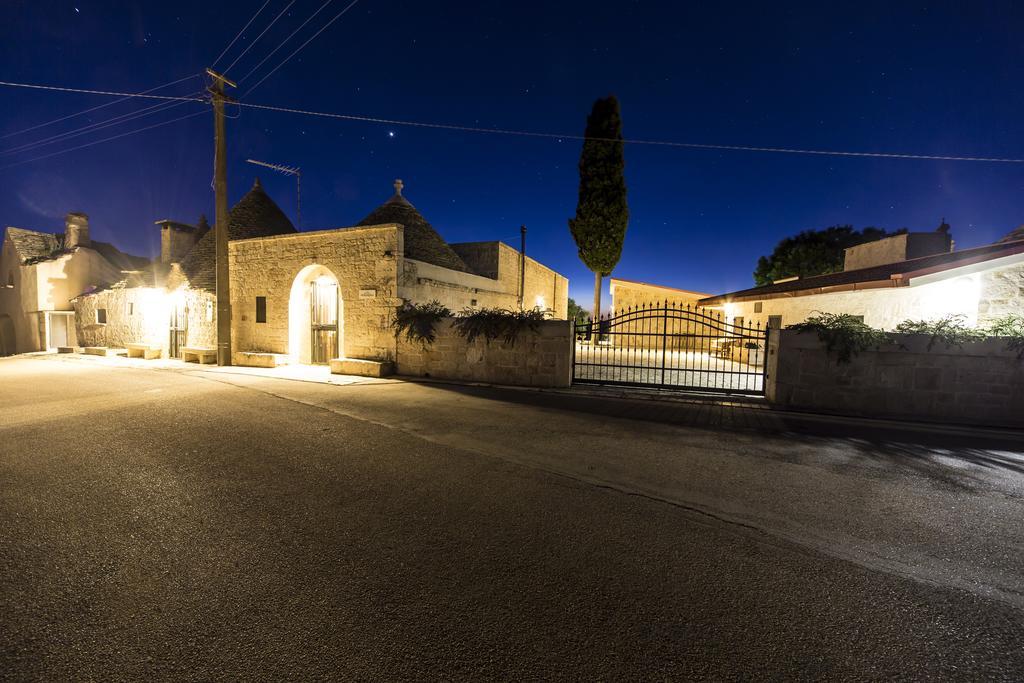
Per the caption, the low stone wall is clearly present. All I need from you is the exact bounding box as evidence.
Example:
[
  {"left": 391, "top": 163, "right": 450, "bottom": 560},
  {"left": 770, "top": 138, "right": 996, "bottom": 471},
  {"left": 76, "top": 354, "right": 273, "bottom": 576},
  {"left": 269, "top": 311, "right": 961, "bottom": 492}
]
[
  {"left": 396, "top": 318, "right": 572, "bottom": 388},
  {"left": 767, "top": 328, "right": 1024, "bottom": 427}
]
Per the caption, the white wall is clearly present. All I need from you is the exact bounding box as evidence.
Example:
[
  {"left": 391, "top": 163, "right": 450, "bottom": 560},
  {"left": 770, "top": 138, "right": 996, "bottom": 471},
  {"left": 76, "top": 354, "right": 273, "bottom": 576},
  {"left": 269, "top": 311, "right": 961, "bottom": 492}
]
[{"left": 716, "top": 274, "right": 985, "bottom": 331}]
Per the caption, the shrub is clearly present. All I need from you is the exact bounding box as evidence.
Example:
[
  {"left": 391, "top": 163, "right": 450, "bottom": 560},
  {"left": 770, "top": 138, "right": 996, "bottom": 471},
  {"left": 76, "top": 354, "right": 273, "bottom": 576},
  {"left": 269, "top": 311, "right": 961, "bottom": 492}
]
[
  {"left": 452, "top": 307, "right": 546, "bottom": 346},
  {"left": 894, "top": 314, "right": 985, "bottom": 350},
  {"left": 985, "top": 314, "right": 1024, "bottom": 358},
  {"left": 392, "top": 300, "right": 451, "bottom": 346},
  {"left": 787, "top": 312, "right": 890, "bottom": 363}
]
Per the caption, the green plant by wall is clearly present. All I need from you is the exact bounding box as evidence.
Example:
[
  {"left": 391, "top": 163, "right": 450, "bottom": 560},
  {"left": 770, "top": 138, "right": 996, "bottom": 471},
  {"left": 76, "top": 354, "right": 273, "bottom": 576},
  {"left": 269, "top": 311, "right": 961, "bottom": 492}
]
[
  {"left": 452, "top": 308, "right": 546, "bottom": 346},
  {"left": 787, "top": 312, "right": 891, "bottom": 363},
  {"left": 392, "top": 300, "right": 451, "bottom": 347},
  {"left": 985, "top": 314, "right": 1024, "bottom": 358},
  {"left": 894, "top": 314, "right": 985, "bottom": 351}
]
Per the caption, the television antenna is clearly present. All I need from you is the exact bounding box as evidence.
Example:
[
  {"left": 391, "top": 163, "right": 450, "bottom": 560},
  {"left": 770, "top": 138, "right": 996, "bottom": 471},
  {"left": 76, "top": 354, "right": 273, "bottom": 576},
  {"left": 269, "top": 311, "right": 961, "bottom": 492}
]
[{"left": 246, "top": 158, "right": 302, "bottom": 228}]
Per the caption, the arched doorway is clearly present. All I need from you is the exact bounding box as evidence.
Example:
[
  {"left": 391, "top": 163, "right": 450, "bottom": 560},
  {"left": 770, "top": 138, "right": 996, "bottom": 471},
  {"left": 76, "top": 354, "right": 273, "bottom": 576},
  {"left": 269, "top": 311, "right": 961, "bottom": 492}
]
[
  {"left": 0, "top": 314, "right": 15, "bottom": 356},
  {"left": 288, "top": 265, "right": 342, "bottom": 364}
]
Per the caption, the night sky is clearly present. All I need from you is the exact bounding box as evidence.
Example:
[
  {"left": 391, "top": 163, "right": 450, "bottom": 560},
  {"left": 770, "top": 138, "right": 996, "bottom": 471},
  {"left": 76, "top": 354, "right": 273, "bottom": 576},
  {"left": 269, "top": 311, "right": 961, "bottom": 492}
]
[{"left": 2, "top": 1, "right": 1023, "bottom": 308}]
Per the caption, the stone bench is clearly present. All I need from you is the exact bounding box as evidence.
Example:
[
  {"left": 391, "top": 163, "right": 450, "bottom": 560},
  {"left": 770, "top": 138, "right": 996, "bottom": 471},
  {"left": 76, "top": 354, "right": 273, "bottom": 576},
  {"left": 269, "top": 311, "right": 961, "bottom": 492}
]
[
  {"left": 329, "top": 358, "right": 394, "bottom": 378},
  {"left": 83, "top": 346, "right": 122, "bottom": 357},
  {"left": 234, "top": 351, "right": 289, "bottom": 368},
  {"left": 181, "top": 347, "right": 217, "bottom": 364},
  {"left": 126, "top": 343, "right": 163, "bottom": 360}
]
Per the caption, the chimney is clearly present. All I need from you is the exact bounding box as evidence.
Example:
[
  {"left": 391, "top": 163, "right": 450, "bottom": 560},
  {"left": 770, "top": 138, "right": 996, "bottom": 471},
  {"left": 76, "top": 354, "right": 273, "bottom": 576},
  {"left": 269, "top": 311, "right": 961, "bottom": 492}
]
[
  {"left": 157, "top": 218, "right": 204, "bottom": 263},
  {"left": 64, "top": 212, "right": 89, "bottom": 248}
]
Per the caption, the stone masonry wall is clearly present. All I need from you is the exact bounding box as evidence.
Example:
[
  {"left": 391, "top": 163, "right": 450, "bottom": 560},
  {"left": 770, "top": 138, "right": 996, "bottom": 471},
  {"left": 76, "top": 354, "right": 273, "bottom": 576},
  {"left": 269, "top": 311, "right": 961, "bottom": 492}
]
[
  {"left": 230, "top": 225, "right": 403, "bottom": 361},
  {"left": 396, "top": 318, "right": 573, "bottom": 388},
  {"left": 767, "top": 328, "right": 1024, "bottom": 427},
  {"left": 74, "top": 286, "right": 215, "bottom": 355},
  {"left": 609, "top": 279, "right": 721, "bottom": 351},
  {"left": 74, "top": 287, "right": 166, "bottom": 350},
  {"left": 978, "top": 261, "right": 1024, "bottom": 323}
]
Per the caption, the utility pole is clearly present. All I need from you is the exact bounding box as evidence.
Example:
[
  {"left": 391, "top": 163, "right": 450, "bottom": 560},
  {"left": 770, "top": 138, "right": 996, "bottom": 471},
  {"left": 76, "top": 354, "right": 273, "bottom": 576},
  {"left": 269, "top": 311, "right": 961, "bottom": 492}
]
[{"left": 207, "top": 68, "right": 236, "bottom": 366}]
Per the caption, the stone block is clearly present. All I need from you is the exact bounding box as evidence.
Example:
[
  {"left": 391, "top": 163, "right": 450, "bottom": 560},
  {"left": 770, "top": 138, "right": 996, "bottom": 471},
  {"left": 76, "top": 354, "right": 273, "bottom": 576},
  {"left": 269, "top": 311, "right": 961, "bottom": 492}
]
[
  {"left": 234, "top": 351, "right": 290, "bottom": 368},
  {"left": 330, "top": 357, "right": 394, "bottom": 377}
]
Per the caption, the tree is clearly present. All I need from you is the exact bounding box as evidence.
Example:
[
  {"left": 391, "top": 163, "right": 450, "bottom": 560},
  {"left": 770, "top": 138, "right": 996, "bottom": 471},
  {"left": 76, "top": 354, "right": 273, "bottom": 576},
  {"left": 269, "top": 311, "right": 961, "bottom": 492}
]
[
  {"left": 567, "top": 298, "right": 590, "bottom": 325},
  {"left": 568, "top": 95, "right": 629, "bottom": 334},
  {"left": 753, "top": 225, "right": 902, "bottom": 286}
]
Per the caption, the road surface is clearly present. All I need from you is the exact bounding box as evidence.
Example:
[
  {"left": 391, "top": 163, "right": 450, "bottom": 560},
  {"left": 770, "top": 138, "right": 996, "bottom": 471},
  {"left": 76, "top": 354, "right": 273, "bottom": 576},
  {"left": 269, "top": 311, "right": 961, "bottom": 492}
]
[{"left": 1, "top": 355, "right": 1022, "bottom": 679}]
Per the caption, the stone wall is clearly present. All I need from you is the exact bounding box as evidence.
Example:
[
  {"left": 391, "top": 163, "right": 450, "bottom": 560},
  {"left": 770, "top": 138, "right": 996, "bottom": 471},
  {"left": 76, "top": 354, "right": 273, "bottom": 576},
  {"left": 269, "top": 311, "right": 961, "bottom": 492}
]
[
  {"left": 75, "top": 287, "right": 161, "bottom": 350},
  {"left": 449, "top": 241, "right": 569, "bottom": 319},
  {"left": 396, "top": 318, "right": 573, "bottom": 388},
  {"left": 767, "top": 328, "right": 1024, "bottom": 427},
  {"left": 608, "top": 278, "right": 720, "bottom": 350},
  {"left": 230, "top": 225, "right": 403, "bottom": 361},
  {"left": 978, "top": 261, "right": 1024, "bottom": 323},
  {"left": 73, "top": 286, "right": 215, "bottom": 354},
  {"left": 715, "top": 273, "right": 987, "bottom": 331}
]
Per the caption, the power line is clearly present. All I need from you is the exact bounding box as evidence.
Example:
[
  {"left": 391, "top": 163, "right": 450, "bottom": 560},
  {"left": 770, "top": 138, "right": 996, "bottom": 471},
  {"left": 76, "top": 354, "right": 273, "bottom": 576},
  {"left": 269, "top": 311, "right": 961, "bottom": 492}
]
[
  {"left": 3, "top": 97, "right": 195, "bottom": 156},
  {"left": 0, "top": 108, "right": 206, "bottom": 170},
  {"left": 0, "top": 80, "right": 204, "bottom": 103},
  {"left": 244, "top": 0, "right": 361, "bottom": 97},
  {"left": 0, "top": 74, "right": 199, "bottom": 140},
  {"left": 223, "top": 0, "right": 298, "bottom": 75},
  {"left": 5, "top": 78, "right": 1024, "bottom": 165},
  {"left": 235, "top": 101, "right": 1024, "bottom": 164},
  {"left": 237, "top": 0, "right": 335, "bottom": 85},
  {"left": 211, "top": 0, "right": 273, "bottom": 68}
]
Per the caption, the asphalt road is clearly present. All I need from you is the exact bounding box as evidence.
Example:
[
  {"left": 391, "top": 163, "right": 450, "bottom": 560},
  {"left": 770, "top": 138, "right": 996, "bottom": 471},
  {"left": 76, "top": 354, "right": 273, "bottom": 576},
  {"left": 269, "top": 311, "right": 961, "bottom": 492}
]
[{"left": 2, "top": 355, "right": 1023, "bottom": 680}]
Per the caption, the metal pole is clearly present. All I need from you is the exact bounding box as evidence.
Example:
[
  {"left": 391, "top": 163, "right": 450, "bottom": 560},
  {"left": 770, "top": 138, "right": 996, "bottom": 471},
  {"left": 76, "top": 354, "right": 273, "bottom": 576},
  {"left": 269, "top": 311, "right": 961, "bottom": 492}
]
[
  {"left": 660, "top": 302, "right": 668, "bottom": 387},
  {"left": 519, "top": 225, "right": 526, "bottom": 310},
  {"left": 208, "top": 68, "right": 236, "bottom": 367}
]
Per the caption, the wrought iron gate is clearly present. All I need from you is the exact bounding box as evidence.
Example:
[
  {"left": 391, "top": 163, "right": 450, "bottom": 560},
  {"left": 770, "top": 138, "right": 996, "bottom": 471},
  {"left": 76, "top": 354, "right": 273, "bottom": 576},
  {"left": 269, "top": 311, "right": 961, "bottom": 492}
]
[
  {"left": 573, "top": 303, "right": 768, "bottom": 395},
  {"left": 310, "top": 279, "right": 339, "bottom": 364}
]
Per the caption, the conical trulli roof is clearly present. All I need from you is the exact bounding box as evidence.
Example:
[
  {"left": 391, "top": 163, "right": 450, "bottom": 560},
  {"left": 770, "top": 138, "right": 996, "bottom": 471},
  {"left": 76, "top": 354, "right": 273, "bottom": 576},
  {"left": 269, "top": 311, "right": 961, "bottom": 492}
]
[
  {"left": 997, "top": 224, "right": 1024, "bottom": 244},
  {"left": 181, "top": 178, "right": 297, "bottom": 291},
  {"left": 357, "top": 179, "right": 472, "bottom": 273}
]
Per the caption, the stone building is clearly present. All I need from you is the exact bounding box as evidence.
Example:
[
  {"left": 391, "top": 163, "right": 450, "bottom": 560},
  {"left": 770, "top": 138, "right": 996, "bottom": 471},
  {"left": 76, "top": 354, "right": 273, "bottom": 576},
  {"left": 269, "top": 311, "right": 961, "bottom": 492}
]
[
  {"left": 699, "top": 228, "right": 1024, "bottom": 330},
  {"left": 72, "top": 178, "right": 568, "bottom": 367},
  {"left": 606, "top": 278, "right": 716, "bottom": 350},
  {"left": 0, "top": 213, "right": 147, "bottom": 355},
  {"left": 73, "top": 178, "right": 297, "bottom": 356},
  {"left": 230, "top": 179, "right": 568, "bottom": 365}
]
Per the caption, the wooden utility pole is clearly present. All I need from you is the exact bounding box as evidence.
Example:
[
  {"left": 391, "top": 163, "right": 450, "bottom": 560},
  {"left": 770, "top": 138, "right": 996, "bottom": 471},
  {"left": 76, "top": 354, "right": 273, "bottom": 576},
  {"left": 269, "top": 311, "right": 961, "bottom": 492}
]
[{"left": 207, "top": 68, "right": 236, "bottom": 366}]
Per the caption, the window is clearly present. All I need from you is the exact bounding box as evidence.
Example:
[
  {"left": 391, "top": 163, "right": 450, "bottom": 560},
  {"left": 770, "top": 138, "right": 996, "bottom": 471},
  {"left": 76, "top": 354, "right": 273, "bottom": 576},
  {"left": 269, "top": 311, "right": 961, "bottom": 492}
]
[
  {"left": 470, "top": 298, "right": 478, "bottom": 307},
  {"left": 768, "top": 315, "right": 783, "bottom": 329},
  {"left": 127, "top": 302, "right": 134, "bottom": 316},
  {"left": 255, "top": 296, "right": 267, "bottom": 324},
  {"left": 96, "top": 308, "right": 107, "bottom": 325},
  {"left": 733, "top": 316, "right": 744, "bottom": 329},
  {"left": 753, "top": 302, "right": 763, "bottom": 313}
]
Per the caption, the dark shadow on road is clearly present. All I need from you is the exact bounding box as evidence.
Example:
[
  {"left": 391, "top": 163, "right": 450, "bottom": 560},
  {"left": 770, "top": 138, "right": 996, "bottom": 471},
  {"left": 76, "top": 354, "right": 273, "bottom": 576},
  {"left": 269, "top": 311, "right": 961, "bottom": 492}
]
[{"left": 406, "top": 381, "right": 1024, "bottom": 485}]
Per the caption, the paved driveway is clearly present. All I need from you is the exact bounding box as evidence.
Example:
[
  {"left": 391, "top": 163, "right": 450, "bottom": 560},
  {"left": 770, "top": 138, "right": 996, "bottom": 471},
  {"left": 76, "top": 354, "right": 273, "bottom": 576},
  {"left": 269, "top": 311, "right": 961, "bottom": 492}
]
[{"left": 574, "top": 343, "right": 764, "bottom": 392}]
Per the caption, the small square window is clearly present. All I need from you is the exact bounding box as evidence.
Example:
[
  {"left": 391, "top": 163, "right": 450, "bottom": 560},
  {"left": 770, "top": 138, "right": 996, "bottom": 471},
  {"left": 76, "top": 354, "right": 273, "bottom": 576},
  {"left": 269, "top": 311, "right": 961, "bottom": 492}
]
[
  {"left": 470, "top": 298, "right": 478, "bottom": 307},
  {"left": 256, "top": 296, "right": 267, "bottom": 324},
  {"left": 768, "top": 315, "right": 783, "bottom": 329},
  {"left": 96, "top": 308, "right": 107, "bottom": 325},
  {"left": 754, "top": 302, "right": 763, "bottom": 313}
]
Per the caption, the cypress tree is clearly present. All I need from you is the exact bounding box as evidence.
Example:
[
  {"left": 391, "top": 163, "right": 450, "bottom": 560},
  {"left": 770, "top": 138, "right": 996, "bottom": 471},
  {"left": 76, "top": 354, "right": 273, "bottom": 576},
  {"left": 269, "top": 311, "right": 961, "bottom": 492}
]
[{"left": 568, "top": 95, "right": 629, "bottom": 332}]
